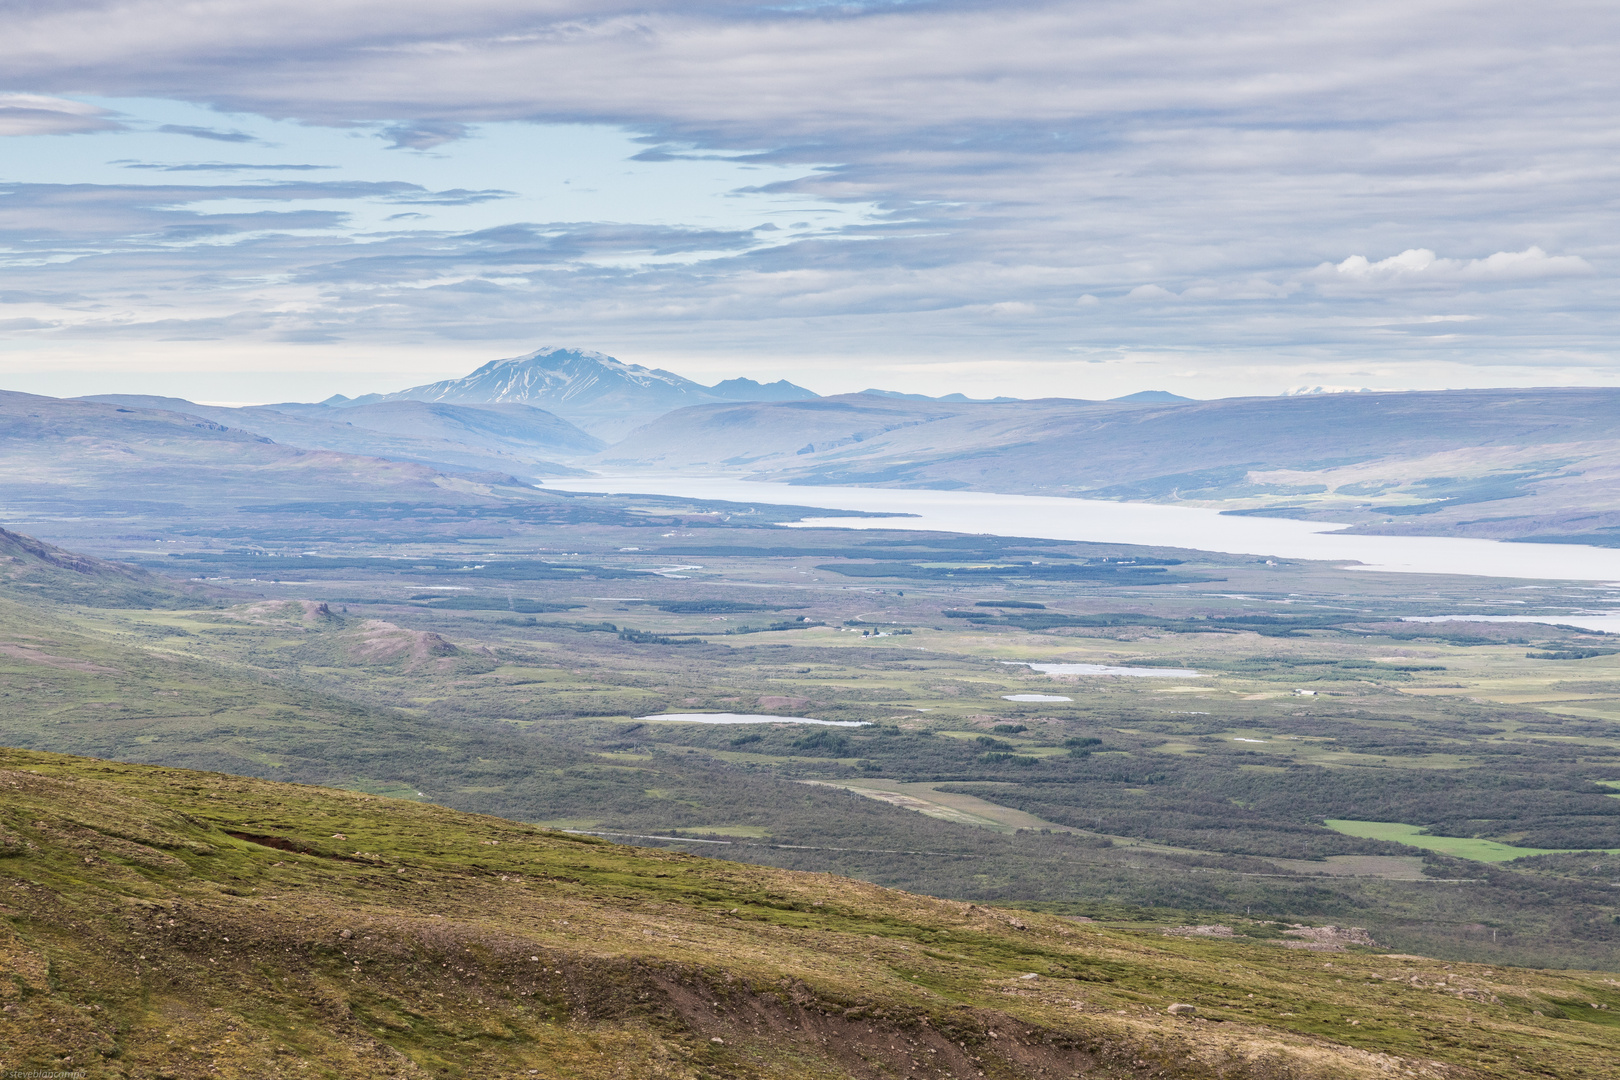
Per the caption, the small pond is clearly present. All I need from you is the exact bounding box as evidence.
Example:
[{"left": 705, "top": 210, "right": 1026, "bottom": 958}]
[
  {"left": 1007, "top": 662, "right": 1203, "bottom": 678},
  {"left": 636, "top": 713, "right": 870, "bottom": 726}
]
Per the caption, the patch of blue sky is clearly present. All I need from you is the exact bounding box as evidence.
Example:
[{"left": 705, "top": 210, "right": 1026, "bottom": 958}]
[{"left": 3, "top": 96, "right": 878, "bottom": 243}]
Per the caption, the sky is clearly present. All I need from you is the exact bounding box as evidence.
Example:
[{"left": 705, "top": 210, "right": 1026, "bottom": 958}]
[{"left": 1, "top": 0, "right": 1617, "bottom": 403}]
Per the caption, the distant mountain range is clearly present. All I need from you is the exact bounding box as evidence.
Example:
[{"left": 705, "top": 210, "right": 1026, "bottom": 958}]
[
  {"left": 24, "top": 346, "right": 1620, "bottom": 543},
  {"left": 860, "top": 389, "right": 1022, "bottom": 404}
]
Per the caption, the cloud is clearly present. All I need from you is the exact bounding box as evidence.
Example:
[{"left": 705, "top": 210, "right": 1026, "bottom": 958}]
[
  {"left": 1126, "top": 284, "right": 1176, "bottom": 301},
  {"left": 988, "top": 300, "right": 1036, "bottom": 316},
  {"left": 1178, "top": 278, "right": 1297, "bottom": 301},
  {"left": 381, "top": 120, "right": 470, "bottom": 150},
  {"left": 0, "top": 1, "right": 1618, "bottom": 395},
  {"left": 1311, "top": 247, "right": 1594, "bottom": 287},
  {"left": 157, "top": 123, "right": 260, "bottom": 143},
  {"left": 0, "top": 93, "right": 120, "bottom": 136},
  {"left": 385, "top": 186, "right": 512, "bottom": 205},
  {"left": 0, "top": 180, "right": 498, "bottom": 241},
  {"left": 1455, "top": 248, "right": 1595, "bottom": 280},
  {"left": 121, "top": 161, "right": 336, "bottom": 171}
]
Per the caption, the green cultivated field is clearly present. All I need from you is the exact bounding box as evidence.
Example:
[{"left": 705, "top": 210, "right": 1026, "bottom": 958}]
[{"left": 1323, "top": 821, "right": 1614, "bottom": 863}]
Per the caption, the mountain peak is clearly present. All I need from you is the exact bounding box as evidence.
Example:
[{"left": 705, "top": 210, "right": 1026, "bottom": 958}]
[
  {"left": 709, "top": 376, "right": 819, "bottom": 402},
  {"left": 327, "top": 347, "right": 826, "bottom": 439},
  {"left": 1111, "top": 390, "right": 1195, "bottom": 403},
  {"left": 429, "top": 346, "right": 700, "bottom": 403},
  {"left": 372, "top": 347, "right": 720, "bottom": 440}
]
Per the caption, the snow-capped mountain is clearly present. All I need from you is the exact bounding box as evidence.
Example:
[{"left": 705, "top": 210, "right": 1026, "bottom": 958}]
[{"left": 340, "top": 347, "right": 817, "bottom": 440}]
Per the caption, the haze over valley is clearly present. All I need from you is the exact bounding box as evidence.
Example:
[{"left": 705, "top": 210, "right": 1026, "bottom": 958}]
[{"left": 28, "top": 345, "right": 1620, "bottom": 547}]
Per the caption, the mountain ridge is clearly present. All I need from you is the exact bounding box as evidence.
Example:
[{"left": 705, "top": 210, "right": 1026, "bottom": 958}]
[
  {"left": 0, "top": 525, "right": 201, "bottom": 607},
  {"left": 79, "top": 394, "right": 601, "bottom": 479},
  {"left": 711, "top": 375, "right": 819, "bottom": 401}
]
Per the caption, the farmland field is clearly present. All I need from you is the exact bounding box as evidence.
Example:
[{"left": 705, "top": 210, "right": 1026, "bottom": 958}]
[{"left": 1322, "top": 821, "right": 1612, "bottom": 862}]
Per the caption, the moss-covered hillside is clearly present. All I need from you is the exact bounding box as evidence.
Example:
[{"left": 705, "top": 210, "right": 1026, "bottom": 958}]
[{"left": 2, "top": 747, "right": 1617, "bottom": 1079}]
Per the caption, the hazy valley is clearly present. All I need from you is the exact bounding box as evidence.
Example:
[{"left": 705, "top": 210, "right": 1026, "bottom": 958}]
[{"left": 5, "top": 347, "right": 1620, "bottom": 1077}]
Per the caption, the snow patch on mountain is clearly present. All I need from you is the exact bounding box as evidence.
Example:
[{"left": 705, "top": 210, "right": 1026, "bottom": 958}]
[{"left": 380, "top": 347, "right": 714, "bottom": 411}]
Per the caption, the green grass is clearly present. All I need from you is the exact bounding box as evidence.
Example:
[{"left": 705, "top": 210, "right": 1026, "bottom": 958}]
[
  {"left": 333, "top": 776, "right": 430, "bottom": 800},
  {"left": 1324, "top": 820, "right": 1618, "bottom": 862},
  {"left": 6, "top": 746, "right": 1620, "bottom": 1078}
]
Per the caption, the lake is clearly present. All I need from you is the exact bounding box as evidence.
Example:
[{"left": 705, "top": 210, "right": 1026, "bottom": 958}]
[
  {"left": 1012, "top": 662, "right": 1203, "bottom": 678},
  {"left": 541, "top": 475, "right": 1620, "bottom": 582},
  {"left": 637, "top": 713, "right": 869, "bottom": 726}
]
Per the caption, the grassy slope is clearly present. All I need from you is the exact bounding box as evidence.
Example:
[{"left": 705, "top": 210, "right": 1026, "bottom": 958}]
[
  {"left": 0, "top": 527, "right": 204, "bottom": 609},
  {"left": 5, "top": 748, "right": 1620, "bottom": 1079}
]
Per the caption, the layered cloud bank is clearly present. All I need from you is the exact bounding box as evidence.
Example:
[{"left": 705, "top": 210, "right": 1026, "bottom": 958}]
[{"left": 0, "top": 0, "right": 1616, "bottom": 398}]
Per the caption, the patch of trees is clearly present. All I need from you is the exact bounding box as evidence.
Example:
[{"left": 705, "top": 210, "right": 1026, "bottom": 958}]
[
  {"left": 1528, "top": 648, "right": 1620, "bottom": 660},
  {"left": 791, "top": 730, "right": 852, "bottom": 757}
]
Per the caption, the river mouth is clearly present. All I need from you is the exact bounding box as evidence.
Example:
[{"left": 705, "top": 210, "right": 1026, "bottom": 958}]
[
  {"left": 539, "top": 474, "right": 1620, "bottom": 582},
  {"left": 637, "top": 713, "right": 869, "bottom": 726}
]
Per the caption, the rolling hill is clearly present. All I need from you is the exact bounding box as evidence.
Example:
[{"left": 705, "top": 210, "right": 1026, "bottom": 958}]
[
  {"left": 0, "top": 390, "right": 561, "bottom": 520},
  {"left": 82, "top": 395, "right": 601, "bottom": 479},
  {"left": 0, "top": 526, "right": 202, "bottom": 608},
  {"left": 5, "top": 745, "right": 1617, "bottom": 1078}
]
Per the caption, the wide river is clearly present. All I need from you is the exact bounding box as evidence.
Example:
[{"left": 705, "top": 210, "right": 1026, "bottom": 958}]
[{"left": 540, "top": 475, "right": 1620, "bottom": 583}]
